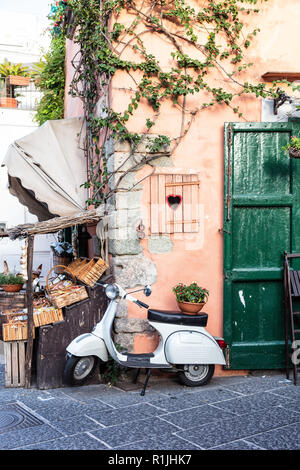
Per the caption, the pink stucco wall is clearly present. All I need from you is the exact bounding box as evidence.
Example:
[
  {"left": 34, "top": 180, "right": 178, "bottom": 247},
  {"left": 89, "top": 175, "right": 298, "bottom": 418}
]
[{"left": 64, "top": 1, "right": 300, "bottom": 373}]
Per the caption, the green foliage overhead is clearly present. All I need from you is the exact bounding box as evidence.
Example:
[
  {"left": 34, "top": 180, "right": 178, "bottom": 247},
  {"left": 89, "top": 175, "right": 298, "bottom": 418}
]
[
  {"left": 45, "top": 0, "right": 290, "bottom": 206},
  {"left": 64, "top": 0, "right": 281, "bottom": 206},
  {"left": 34, "top": 36, "right": 66, "bottom": 126}
]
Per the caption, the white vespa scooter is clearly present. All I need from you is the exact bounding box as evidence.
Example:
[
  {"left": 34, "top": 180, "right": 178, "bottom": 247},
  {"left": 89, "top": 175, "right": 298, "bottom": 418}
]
[{"left": 64, "top": 282, "right": 227, "bottom": 395}]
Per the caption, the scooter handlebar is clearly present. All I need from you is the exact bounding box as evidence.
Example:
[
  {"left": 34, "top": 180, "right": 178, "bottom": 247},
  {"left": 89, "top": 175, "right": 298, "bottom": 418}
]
[
  {"left": 135, "top": 299, "right": 149, "bottom": 309},
  {"left": 125, "top": 293, "right": 149, "bottom": 309}
]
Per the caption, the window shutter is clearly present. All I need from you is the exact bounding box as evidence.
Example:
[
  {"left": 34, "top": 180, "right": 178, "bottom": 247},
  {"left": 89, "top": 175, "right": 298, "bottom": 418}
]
[{"left": 149, "top": 174, "right": 200, "bottom": 234}]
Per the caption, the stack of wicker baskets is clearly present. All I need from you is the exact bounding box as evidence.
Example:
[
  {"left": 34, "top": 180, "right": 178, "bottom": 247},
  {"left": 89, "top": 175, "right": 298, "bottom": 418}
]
[
  {"left": 1, "top": 306, "right": 64, "bottom": 341},
  {"left": 67, "top": 257, "right": 109, "bottom": 287}
]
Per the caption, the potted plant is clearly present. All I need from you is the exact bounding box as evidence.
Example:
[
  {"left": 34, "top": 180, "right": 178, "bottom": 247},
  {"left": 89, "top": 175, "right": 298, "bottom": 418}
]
[
  {"left": 173, "top": 282, "right": 209, "bottom": 315},
  {"left": 0, "top": 273, "right": 25, "bottom": 292},
  {"left": 282, "top": 134, "right": 300, "bottom": 159},
  {"left": 0, "top": 60, "right": 30, "bottom": 108}
]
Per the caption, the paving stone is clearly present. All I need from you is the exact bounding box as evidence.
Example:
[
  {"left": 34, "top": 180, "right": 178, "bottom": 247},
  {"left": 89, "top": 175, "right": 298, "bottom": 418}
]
[
  {"left": 160, "top": 404, "right": 235, "bottom": 429},
  {"left": 0, "top": 367, "right": 299, "bottom": 450},
  {"left": 268, "top": 385, "right": 300, "bottom": 400},
  {"left": 19, "top": 432, "right": 109, "bottom": 450},
  {"left": 175, "top": 406, "right": 300, "bottom": 449},
  {"left": 210, "top": 439, "right": 265, "bottom": 450},
  {"left": 210, "top": 391, "right": 294, "bottom": 415},
  {"left": 114, "top": 435, "right": 201, "bottom": 450},
  {"left": 48, "top": 415, "right": 105, "bottom": 435},
  {"left": 221, "top": 376, "right": 295, "bottom": 395},
  {"left": 13, "top": 390, "right": 69, "bottom": 411},
  {"left": 98, "top": 389, "right": 167, "bottom": 408},
  {"left": 245, "top": 422, "right": 300, "bottom": 450},
  {"left": 89, "top": 417, "right": 179, "bottom": 448},
  {"left": 0, "top": 423, "right": 64, "bottom": 450},
  {"left": 149, "top": 388, "right": 241, "bottom": 412},
  {"left": 31, "top": 397, "right": 112, "bottom": 422},
  {"left": 61, "top": 383, "right": 124, "bottom": 403},
  {"left": 86, "top": 403, "right": 164, "bottom": 426}
]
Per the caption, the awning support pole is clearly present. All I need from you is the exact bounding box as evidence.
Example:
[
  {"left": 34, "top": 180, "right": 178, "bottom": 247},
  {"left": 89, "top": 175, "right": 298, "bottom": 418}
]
[{"left": 25, "top": 235, "right": 34, "bottom": 388}]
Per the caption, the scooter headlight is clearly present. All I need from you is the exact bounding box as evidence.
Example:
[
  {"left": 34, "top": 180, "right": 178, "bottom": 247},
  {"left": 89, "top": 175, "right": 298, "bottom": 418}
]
[{"left": 105, "top": 283, "right": 120, "bottom": 300}]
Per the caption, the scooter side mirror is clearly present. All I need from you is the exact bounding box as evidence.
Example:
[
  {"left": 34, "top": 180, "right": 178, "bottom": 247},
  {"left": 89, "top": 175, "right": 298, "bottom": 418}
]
[{"left": 144, "top": 285, "right": 152, "bottom": 296}]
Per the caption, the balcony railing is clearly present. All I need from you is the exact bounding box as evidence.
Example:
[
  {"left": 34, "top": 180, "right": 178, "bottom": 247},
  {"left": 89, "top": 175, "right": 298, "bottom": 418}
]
[{"left": 0, "top": 76, "right": 43, "bottom": 111}]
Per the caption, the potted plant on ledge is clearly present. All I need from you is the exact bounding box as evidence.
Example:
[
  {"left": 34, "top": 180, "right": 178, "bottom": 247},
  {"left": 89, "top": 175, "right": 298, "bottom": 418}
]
[
  {"left": 0, "top": 273, "right": 25, "bottom": 292},
  {"left": 0, "top": 60, "right": 31, "bottom": 108},
  {"left": 282, "top": 134, "right": 300, "bottom": 159},
  {"left": 173, "top": 282, "right": 209, "bottom": 315}
]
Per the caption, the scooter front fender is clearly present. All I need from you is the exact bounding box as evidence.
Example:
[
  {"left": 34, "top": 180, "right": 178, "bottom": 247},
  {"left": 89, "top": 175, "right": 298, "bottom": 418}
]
[{"left": 66, "top": 333, "right": 108, "bottom": 362}]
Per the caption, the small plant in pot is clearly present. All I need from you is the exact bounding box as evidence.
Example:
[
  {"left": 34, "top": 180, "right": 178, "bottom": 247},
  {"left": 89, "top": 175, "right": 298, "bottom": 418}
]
[
  {"left": 0, "top": 273, "right": 25, "bottom": 292},
  {"left": 282, "top": 134, "right": 300, "bottom": 159},
  {"left": 173, "top": 282, "right": 209, "bottom": 315}
]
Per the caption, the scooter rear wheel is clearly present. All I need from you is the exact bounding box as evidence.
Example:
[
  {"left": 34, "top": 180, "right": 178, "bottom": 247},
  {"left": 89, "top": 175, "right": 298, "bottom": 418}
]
[
  {"left": 178, "top": 364, "right": 215, "bottom": 387},
  {"left": 64, "top": 354, "right": 97, "bottom": 386}
]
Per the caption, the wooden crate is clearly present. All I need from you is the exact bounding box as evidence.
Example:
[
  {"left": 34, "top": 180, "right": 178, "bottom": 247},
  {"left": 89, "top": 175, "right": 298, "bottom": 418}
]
[
  {"left": 48, "top": 286, "right": 88, "bottom": 309},
  {"left": 67, "top": 257, "right": 108, "bottom": 287},
  {"left": 2, "top": 322, "right": 35, "bottom": 342},
  {"left": 0, "top": 290, "right": 26, "bottom": 313},
  {"left": 4, "top": 341, "right": 26, "bottom": 387},
  {"left": 33, "top": 308, "right": 64, "bottom": 326}
]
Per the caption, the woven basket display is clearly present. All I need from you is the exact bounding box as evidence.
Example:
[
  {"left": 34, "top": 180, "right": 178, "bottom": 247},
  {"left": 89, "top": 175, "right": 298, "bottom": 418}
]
[
  {"left": 67, "top": 257, "right": 109, "bottom": 287},
  {"left": 46, "top": 265, "right": 88, "bottom": 308}
]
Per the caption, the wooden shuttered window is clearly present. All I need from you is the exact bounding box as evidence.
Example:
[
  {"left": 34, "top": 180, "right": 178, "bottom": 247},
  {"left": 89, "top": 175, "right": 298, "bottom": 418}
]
[{"left": 149, "top": 174, "right": 200, "bottom": 234}]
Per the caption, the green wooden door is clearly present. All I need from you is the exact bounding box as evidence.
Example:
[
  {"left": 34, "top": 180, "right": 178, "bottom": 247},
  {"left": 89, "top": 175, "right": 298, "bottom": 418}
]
[{"left": 223, "top": 121, "right": 300, "bottom": 369}]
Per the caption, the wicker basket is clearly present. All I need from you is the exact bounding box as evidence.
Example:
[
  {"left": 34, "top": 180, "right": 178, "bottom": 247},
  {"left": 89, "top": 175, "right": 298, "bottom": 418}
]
[
  {"left": 48, "top": 287, "right": 88, "bottom": 309},
  {"left": 67, "top": 257, "right": 109, "bottom": 287},
  {"left": 46, "top": 265, "right": 88, "bottom": 308},
  {"left": 289, "top": 147, "right": 300, "bottom": 158},
  {"left": 33, "top": 308, "right": 64, "bottom": 326}
]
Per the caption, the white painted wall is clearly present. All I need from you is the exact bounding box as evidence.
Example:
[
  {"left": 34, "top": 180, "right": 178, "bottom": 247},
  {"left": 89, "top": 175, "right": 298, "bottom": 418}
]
[
  {"left": 0, "top": 10, "right": 50, "bottom": 65},
  {"left": 0, "top": 107, "right": 53, "bottom": 284}
]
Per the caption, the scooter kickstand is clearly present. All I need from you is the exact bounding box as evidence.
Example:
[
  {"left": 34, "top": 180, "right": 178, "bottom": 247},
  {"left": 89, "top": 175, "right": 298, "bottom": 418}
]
[
  {"left": 140, "top": 369, "right": 151, "bottom": 396},
  {"left": 133, "top": 368, "right": 141, "bottom": 384}
]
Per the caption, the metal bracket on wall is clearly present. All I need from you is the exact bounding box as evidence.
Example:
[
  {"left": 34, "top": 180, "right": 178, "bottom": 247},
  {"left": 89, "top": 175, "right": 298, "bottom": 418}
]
[{"left": 219, "top": 228, "right": 231, "bottom": 235}]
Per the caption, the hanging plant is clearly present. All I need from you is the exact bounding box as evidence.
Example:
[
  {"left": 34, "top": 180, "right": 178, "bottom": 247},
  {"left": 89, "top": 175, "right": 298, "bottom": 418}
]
[
  {"left": 48, "top": 0, "right": 69, "bottom": 37},
  {"left": 282, "top": 135, "right": 300, "bottom": 159}
]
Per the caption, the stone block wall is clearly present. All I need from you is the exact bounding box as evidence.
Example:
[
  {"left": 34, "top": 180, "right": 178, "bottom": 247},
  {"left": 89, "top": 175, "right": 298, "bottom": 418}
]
[{"left": 104, "top": 135, "right": 171, "bottom": 352}]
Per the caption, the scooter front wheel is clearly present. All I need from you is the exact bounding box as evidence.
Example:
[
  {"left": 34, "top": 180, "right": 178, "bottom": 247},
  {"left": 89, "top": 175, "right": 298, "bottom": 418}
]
[
  {"left": 64, "top": 354, "right": 97, "bottom": 386},
  {"left": 178, "top": 364, "right": 215, "bottom": 387}
]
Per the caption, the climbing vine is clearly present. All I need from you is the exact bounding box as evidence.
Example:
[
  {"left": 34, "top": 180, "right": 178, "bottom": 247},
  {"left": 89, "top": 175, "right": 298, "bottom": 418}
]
[
  {"left": 34, "top": 36, "right": 66, "bottom": 125},
  {"left": 50, "top": 0, "right": 283, "bottom": 206}
]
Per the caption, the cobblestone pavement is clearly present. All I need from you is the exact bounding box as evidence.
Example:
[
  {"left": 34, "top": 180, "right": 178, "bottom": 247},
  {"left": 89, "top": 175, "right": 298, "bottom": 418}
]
[{"left": 0, "top": 364, "right": 299, "bottom": 450}]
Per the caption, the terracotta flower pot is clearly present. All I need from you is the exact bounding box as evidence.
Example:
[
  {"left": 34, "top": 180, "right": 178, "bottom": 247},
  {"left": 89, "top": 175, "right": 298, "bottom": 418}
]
[
  {"left": 0, "top": 97, "right": 18, "bottom": 108},
  {"left": 8, "top": 75, "right": 31, "bottom": 86},
  {"left": 177, "top": 301, "right": 206, "bottom": 315},
  {"left": 0, "top": 284, "right": 23, "bottom": 292}
]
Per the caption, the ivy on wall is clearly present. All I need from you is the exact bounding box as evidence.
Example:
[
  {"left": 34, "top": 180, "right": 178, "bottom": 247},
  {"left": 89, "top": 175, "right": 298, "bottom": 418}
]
[
  {"left": 35, "top": 36, "right": 66, "bottom": 126},
  {"left": 48, "top": 0, "right": 287, "bottom": 206}
]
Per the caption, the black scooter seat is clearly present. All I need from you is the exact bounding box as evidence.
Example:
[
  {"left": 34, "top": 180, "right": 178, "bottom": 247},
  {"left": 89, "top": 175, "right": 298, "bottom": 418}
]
[{"left": 148, "top": 309, "right": 208, "bottom": 327}]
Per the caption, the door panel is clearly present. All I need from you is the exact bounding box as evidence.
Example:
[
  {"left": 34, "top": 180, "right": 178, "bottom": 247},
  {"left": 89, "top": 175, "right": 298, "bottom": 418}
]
[{"left": 224, "top": 121, "right": 300, "bottom": 369}]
